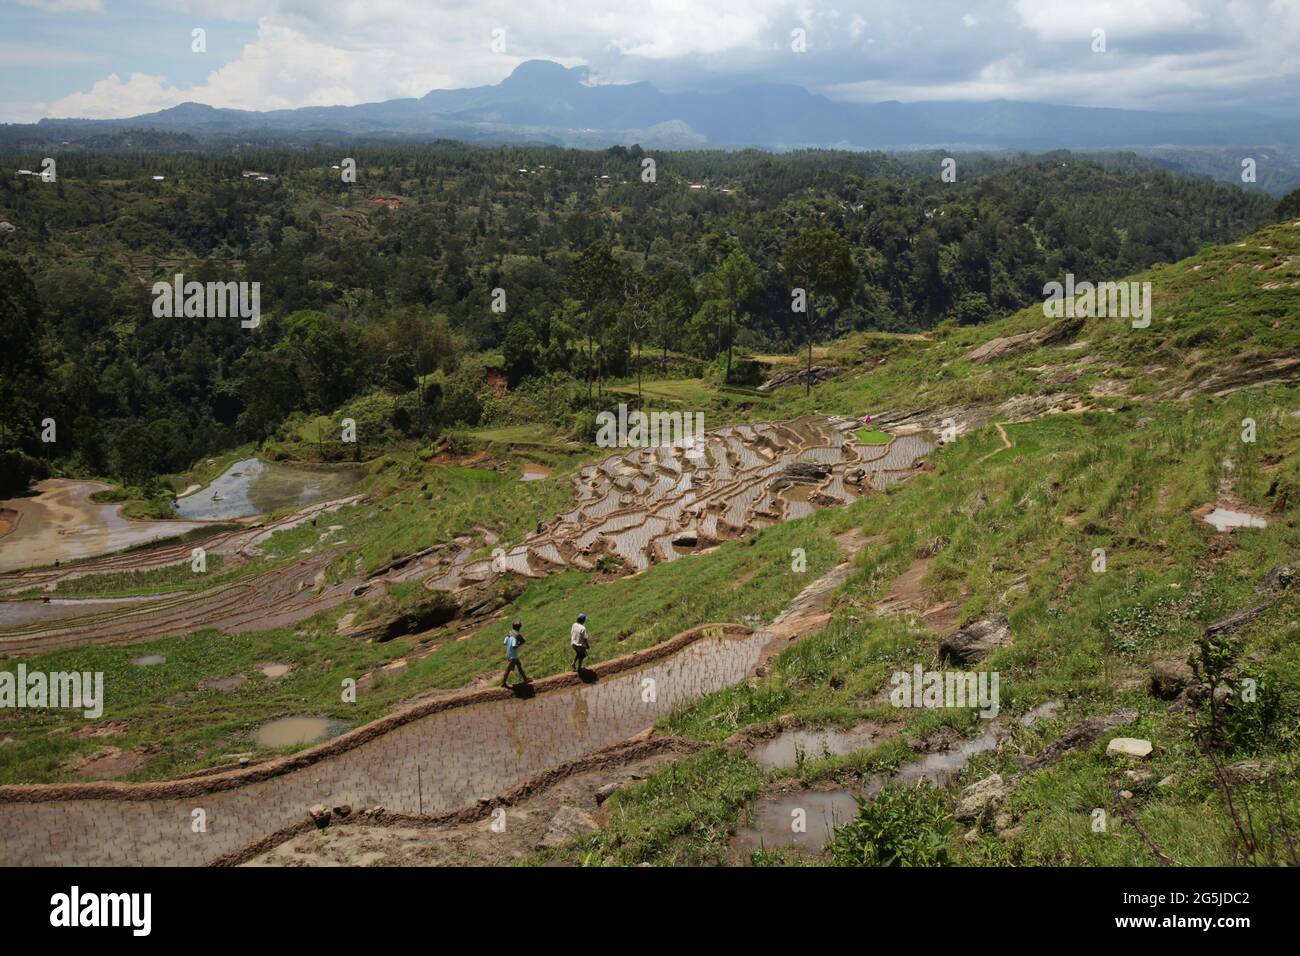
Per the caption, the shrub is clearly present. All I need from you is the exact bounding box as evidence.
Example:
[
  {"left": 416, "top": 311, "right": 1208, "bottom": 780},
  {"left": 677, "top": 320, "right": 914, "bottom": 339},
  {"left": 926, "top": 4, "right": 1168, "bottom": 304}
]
[{"left": 829, "top": 781, "right": 953, "bottom": 867}]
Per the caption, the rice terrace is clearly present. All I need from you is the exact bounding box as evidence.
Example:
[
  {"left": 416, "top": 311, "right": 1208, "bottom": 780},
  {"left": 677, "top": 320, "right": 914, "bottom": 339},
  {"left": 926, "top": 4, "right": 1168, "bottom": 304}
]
[{"left": 0, "top": 4, "right": 1299, "bottom": 925}]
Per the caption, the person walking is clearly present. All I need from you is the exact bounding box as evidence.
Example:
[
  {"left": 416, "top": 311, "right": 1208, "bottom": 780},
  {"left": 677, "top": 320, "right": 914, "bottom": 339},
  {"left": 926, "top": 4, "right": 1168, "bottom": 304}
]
[
  {"left": 570, "top": 613, "right": 590, "bottom": 671},
  {"left": 500, "top": 620, "right": 530, "bottom": 687}
]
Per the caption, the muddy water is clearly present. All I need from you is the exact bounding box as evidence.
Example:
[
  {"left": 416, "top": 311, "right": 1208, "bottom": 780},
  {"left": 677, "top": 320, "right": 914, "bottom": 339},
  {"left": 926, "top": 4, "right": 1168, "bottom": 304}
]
[
  {"left": 254, "top": 716, "right": 348, "bottom": 749},
  {"left": 750, "top": 725, "right": 881, "bottom": 771},
  {"left": 520, "top": 463, "right": 551, "bottom": 481},
  {"left": 1202, "top": 507, "right": 1268, "bottom": 532},
  {"left": 175, "top": 459, "right": 364, "bottom": 520},
  {"left": 734, "top": 719, "right": 1004, "bottom": 856},
  {"left": 732, "top": 790, "right": 862, "bottom": 853},
  {"left": 0, "top": 480, "right": 207, "bottom": 574}
]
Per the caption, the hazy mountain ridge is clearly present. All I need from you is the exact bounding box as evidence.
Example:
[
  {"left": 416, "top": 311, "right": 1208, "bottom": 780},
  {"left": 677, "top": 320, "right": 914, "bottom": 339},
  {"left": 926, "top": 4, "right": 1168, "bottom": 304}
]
[{"left": 17, "top": 60, "right": 1300, "bottom": 156}]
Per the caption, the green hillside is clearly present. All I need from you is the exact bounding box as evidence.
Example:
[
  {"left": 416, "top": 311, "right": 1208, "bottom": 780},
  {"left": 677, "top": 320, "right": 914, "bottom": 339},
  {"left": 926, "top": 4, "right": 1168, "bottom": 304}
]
[{"left": 3, "top": 215, "right": 1298, "bottom": 870}]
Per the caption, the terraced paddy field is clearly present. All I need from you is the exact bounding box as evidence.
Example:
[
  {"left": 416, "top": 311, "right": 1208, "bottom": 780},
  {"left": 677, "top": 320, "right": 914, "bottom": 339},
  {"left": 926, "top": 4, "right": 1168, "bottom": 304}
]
[
  {"left": 0, "top": 479, "right": 210, "bottom": 574},
  {"left": 1, "top": 221, "right": 1298, "bottom": 868}
]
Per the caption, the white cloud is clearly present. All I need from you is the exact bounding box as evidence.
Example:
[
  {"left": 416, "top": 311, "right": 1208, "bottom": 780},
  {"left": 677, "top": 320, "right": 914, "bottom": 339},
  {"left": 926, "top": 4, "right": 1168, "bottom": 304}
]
[
  {"left": 26, "top": 0, "right": 1300, "bottom": 120},
  {"left": 17, "top": 0, "right": 104, "bottom": 12},
  {"left": 46, "top": 73, "right": 184, "bottom": 119},
  {"left": 1013, "top": 0, "right": 1208, "bottom": 41}
]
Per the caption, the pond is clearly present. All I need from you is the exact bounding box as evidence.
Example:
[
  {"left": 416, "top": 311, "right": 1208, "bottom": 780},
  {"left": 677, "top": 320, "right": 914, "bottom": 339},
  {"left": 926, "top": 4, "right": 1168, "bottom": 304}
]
[
  {"left": 175, "top": 459, "right": 364, "bottom": 520},
  {"left": 0, "top": 479, "right": 207, "bottom": 573}
]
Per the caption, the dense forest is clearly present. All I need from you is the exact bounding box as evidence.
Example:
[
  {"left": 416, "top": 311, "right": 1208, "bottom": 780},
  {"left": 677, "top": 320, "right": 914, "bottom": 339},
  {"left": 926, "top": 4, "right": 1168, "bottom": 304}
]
[{"left": 0, "top": 142, "right": 1284, "bottom": 493}]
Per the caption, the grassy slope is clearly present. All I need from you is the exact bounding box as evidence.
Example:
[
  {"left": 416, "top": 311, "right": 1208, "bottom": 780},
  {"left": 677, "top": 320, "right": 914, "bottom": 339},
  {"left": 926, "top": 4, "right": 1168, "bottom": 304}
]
[
  {"left": 2, "top": 224, "right": 1298, "bottom": 869},
  {"left": 542, "top": 222, "right": 1300, "bottom": 866}
]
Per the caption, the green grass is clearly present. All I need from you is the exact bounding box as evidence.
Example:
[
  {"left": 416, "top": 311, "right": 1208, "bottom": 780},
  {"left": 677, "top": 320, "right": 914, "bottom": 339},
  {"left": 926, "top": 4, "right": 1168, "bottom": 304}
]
[
  {"left": 542, "top": 386, "right": 1300, "bottom": 866},
  {"left": 855, "top": 429, "right": 891, "bottom": 445},
  {"left": 8, "top": 555, "right": 228, "bottom": 599}
]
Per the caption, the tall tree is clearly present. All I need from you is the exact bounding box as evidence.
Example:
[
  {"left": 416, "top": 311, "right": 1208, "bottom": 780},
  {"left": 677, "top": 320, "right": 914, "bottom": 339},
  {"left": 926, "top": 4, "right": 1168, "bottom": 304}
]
[
  {"left": 568, "top": 241, "right": 625, "bottom": 402},
  {"left": 782, "top": 229, "right": 858, "bottom": 394},
  {"left": 706, "top": 241, "right": 761, "bottom": 383}
]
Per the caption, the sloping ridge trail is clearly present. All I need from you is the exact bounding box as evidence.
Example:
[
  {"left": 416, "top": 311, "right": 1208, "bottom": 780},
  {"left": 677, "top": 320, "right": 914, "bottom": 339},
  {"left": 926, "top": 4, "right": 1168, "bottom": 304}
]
[{"left": 0, "top": 552, "right": 857, "bottom": 866}]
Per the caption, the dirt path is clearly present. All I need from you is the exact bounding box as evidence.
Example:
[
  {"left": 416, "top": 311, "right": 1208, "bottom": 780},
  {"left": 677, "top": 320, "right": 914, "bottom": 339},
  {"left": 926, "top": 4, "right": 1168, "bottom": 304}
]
[{"left": 976, "top": 422, "right": 1013, "bottom": 465}]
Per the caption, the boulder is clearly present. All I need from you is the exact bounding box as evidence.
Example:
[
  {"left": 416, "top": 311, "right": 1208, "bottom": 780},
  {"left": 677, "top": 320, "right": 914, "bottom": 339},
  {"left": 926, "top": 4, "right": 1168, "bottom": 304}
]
[
  {"left": 1205, "top": 603, "right": 1269, "bottom": 638},
  {"left": 345, "top": 591, "right": 460, "bottom": 642},
  {"left": 940, "top": 615, "right": 1012, "bottom": 665},
  {"left": 779, "top": 461, "right": 831, "bottom": 482},
  {"left": 1106, "top": 737, "right": 1153, "bottom": 760},
  {"left": 967, "top": 316, "right": 1084, "bottom": 365},
  {"left": 1225, "top": 759, "right": 1275, "bottom": 783},
  {"left": 955, "top": 773, "right": 1007, "bottom": 821},
  {"left": 308, "top": 804, "right": 331, "bottom": 826},
  {"left": 967, "top": 331, "right": 1038, "bottom": 364},
  {"left": 1149, "top": 658, "right": 1194, "bottom": 700},
  {"left": 1021, "top": 709, "right": 1138, "bottom": 771},
  {"left": 540, "top": 806, "right": 600, "bottom": 848},
  {"left": 1258, "top": 564, "right": 1296, "bottom": 594}
]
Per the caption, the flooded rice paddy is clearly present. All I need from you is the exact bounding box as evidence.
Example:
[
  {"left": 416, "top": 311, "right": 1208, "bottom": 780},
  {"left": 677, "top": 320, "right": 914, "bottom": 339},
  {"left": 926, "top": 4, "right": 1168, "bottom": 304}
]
[
  {"left": 0, "top": 479, "right": 208, "bottom": 574},
  {"left": 175, "top": 459, "right": 364, "bottom": 520}
]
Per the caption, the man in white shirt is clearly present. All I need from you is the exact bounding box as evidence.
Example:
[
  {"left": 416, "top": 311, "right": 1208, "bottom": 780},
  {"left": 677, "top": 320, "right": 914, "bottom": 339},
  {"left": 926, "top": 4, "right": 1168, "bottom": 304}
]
[{"left": 570, "top": 613, "right": 590, "bottom": 672}]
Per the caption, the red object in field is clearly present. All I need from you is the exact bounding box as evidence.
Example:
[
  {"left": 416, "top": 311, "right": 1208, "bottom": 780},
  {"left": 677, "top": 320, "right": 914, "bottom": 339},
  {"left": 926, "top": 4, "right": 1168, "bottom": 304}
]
[{"left": 42, "top": 594, "right": 51, "bottom": 604}]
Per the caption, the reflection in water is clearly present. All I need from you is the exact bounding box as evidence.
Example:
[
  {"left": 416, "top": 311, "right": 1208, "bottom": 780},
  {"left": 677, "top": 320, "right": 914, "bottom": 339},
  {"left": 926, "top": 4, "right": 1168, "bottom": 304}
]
[
  {"left": 1202, "top": 507, "right": 1267, "bottom": 532},
  {"left": 0, "top": 479, "right": 206, "bottom": 573},
  {"left": 254, "top": 716, "right": 348, "bottom": 749},
  {"left": 176, "top": 459, "right": 364, "bottom": 520},
  {"left": 749, "top": 725, "right": 879, "bottom": 771}
]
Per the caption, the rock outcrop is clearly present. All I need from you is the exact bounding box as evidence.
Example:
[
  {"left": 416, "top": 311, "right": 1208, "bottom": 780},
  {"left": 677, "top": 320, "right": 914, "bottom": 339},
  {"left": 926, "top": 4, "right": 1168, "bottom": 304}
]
[
  {"left": 967, "top": 316, "right": 1084, "bottom": 364},
  {"left": 758, "top": 365, "right": 840, "bottom": 390},
  {"left": 939, "top": 615, "right": 1012, "bottom": 664}
]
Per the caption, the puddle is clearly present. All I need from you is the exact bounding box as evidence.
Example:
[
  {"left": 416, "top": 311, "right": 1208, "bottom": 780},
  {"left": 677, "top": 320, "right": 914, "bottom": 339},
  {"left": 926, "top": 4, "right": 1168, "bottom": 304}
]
[
  {"left": 520, "top": 463, "right": 551, "bottom": 481},
  {"left": 175, "top": 459, "right": 364, "bottom": 520},
  {"left": 734, "top": 720, "right": 1004, "bottom": 856},
  {"left": 199, "top": 673, "right": 248, "bottom": 692},
  {"left": 257, "top": 663, "right": 292, "bottom": 679},
  {"left": 130, "top": 655, "right": 166, "bottom": 667},
  {"left": 1201, "top": 507, "right": 1267, "bottom": 532},
  {"left": 732, "top": 790, "right": 861, "bottom": 854},
  {"left": 882, "top": 724, "right": 999, "bottom": 791},
  {"left": 750, "top": 725, "right": 879, "bottom": 771},
  {"left": 253, "top": 716, "right": 348, "bottom": 749},
  {"left": 0, "top": 479, "right": 207, "bottom": 573}
]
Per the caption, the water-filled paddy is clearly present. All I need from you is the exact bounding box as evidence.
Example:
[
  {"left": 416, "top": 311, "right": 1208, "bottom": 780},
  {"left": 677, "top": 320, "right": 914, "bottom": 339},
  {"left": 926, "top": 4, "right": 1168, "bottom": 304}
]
[
  {"left": 175, "top": 459, "right": 364, "bottom": 520},
  {"left": 0, "top": 479, "right": 207, "bottom": 573}
]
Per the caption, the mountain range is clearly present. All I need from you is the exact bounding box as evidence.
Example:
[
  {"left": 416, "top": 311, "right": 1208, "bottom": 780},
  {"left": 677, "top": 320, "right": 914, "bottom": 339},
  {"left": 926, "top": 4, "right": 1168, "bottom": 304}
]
[{"left": 20, "top": 59, "right": 1300, "bottom": 154}]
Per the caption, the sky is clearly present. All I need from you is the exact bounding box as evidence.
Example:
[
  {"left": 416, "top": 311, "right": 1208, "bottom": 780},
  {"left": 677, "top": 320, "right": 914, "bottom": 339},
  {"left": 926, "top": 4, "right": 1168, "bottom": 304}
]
[{"left": 2, "top": 0, "right": 1299, "bottom": 123}]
